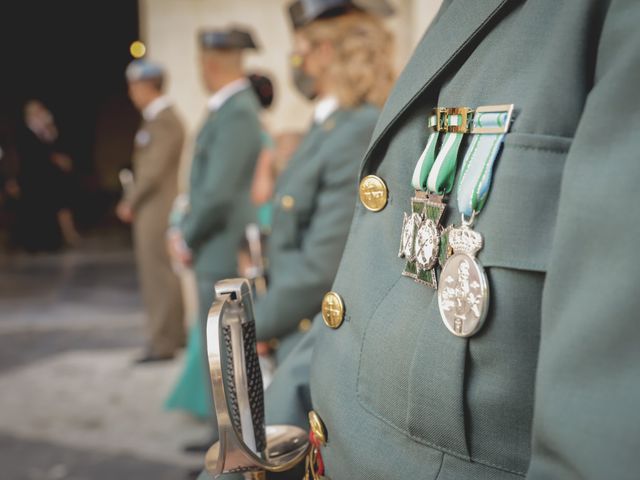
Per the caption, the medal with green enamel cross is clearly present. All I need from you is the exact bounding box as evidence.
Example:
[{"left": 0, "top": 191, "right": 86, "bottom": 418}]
[{"left": 399, "top": 107, "right": 473, "bottom": 289}]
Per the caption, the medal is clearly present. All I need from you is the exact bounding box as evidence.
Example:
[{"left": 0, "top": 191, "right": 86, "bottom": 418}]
[
  {"left": 400, "top": 192, "right": 445, "bottom": 287},
  {"left": 437, "top": 104, "right": 514, "bottom": 337},
  {"left": 438, "top": 219, "right": 489, "bottom": 337},
  {"left": 400, "top": 107, "right": 473, "bottom": 288}
]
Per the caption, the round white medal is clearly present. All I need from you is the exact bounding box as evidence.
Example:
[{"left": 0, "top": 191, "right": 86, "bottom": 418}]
[
  {"left": 438, "top": 252, "right": 489, "bottom": 337},
  {"left": 437, "top": 225, "right": 489, "bottom": 337}
]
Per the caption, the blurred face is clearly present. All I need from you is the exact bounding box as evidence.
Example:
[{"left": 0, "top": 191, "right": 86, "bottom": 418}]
[
  {"left": 127, "top": 81, "right": 156, "bottom": 111},
  {"left": 200, "top": 51, "right": 218, "bottom": 92},
  {"left": 24, "top": 101, "right": 52, "bottom": 125},
  {"left": 290, "top": 31, "right": 334, "bottom": 99},
  {"left": 291, "top": 32, "right": 333, "bottom": 80},
  {"left": 200, "top": 49, "right": 242, "bottom": 93}
]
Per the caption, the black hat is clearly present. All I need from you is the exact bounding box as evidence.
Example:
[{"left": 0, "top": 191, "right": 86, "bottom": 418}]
[
  {"left": 199, "top": 27, "right": 259, "bottom": 50},
  {"left": 248, "top": 73, "right": 275, "bottom": 109},
  {"left": 287, "top": 0, "right": 394, "bottom": 29}
]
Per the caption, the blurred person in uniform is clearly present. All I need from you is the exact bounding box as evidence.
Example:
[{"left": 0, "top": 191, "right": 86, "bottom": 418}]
[
  {"left": 13, "top": 100, "right": 80, "bottom": 251},
  {"left": 117, "top": 59, "right": 186, "bottom": 363},
  {"left": 251, "top": 0, "right": 395, "bottom": 365},
  {"left": 168, "top": 26, "right": 263, "bottom": 453},
  {"left": 192, "top": 6, "right": 396, "bottom": 479},
  {"left": 165, "top": 71, "right": 276, "bottom": 419},
  {"left": 248, "top": 1, "right": 640, "bottom": 480}
]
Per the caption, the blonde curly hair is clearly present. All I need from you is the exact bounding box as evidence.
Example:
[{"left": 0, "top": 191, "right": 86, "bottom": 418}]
[{"left": 301, "top": 10, "right": 395, "bottom": 108}]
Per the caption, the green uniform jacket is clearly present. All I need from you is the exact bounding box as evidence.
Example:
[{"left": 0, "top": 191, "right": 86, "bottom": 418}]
[
  {"left": 181, "top": 88, "right": 261, "bottom": 277},
  {"left": 266, "top": 1, "right": 640, "bottom": 479},
  {"left": 254, "top": 106, "right": 379, "bottom": 362}
]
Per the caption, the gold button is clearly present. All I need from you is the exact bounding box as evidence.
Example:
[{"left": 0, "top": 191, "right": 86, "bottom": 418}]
[
  {"left": 359, "top": 175, "right": 388, "bottom": 212},
  {"left": 298, "top": 318, "right": 312, "bottom": 332},
  {"left": 322, "top": 118, "right": 336, "bottom": 131},
  {"left": 281, "top": 195, "right": 295, "bottom": 210},
  {"left": 308, "top": 410, "right": 327, "bottom": 445},
  {"left": 321, "top": 291, "right": 345, "bottom": 329},
  {"left": 267, "top": 338, "right": 280, "bottom": 350}
]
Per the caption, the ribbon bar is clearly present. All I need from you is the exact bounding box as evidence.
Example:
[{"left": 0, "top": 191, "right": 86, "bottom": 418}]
[
  {"left": 471, "top": 104, "right": 514, "bottom": 135},
  {"left": 428, "top": 108, "right": 448, "bottom": 132},
  {"left": 445, "top": 107, "right": 474, "bottom": 133}
]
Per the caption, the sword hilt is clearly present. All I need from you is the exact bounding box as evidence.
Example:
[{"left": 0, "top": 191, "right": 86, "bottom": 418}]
[
  {"left": 205, "top": 278, "right": 309, "bottom": 478},
  {"left": 244, "top": 224, "right": 267, "bottom": 297}
]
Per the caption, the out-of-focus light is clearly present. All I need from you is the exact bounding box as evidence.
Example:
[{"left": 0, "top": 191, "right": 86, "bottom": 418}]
[{"left": 130, "top": 41, "right": 146, "bottom": 58}]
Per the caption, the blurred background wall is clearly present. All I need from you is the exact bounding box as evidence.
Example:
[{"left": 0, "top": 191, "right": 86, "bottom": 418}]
[
  {"left": 0, "top": 1, "right": 141, "bottom": 228},
  {"left": 139, "top": 0, "right": 443, "bottom": 135},
  {"left": 0, "top": 0, "right": 443, "bottom": 240}
]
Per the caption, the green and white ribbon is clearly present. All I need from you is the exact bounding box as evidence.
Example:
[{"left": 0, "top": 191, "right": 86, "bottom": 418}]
[
  {"left": 411, "top": 112, "right": 441, "bottom": 190},
  {"left": 412, "top": 109, "right": 470, "bottom": 195},
  {"left": 456, "top": 106, "right": 513, "bottom": 217}
]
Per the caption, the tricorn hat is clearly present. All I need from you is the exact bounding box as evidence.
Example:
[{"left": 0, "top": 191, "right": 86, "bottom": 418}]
[
  {"left": 199, "top": 27, "right": 259, "bottom": 50},
  {"left": 287, "top": 0, "right": 394, "bottom": 29}
]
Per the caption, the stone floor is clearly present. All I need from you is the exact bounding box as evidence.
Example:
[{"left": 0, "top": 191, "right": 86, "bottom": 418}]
[{"left": 0, "top": 232, "right": 209, "bottom": 479}]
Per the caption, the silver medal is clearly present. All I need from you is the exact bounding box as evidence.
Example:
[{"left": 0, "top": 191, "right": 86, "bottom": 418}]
[
  {"left": 414, "top": 217, "right": 440, "bottom": 273},
  {"left": 400, "top": 192, "right": 446, "bottom": 289},
  {"left": 398, "top": 211, "right": 420, "bottom": 261},
  {"left": 438, "top": 224, "right": 489, "bottom": 337}
]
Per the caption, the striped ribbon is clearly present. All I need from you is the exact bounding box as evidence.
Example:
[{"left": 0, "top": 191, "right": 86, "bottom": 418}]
[
  {"left": 411, "top": 113, "right": 440, "bottom": 190},
  {"left": 412, "top": 111, "right": 468, "bottom": 195},
  {"left": 456, "top": 110, "right": 510, "bottom": 217}
]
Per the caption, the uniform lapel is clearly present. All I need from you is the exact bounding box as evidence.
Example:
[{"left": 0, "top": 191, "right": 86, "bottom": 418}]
[
  {"left": 363, "top": 0, "right": 517, "bottom": 168},
  {"left": 196, "top": 110, "right": 216, "bottom": 142}
]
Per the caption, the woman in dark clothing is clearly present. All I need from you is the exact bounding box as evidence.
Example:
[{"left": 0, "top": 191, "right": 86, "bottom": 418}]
[{"left": 13, "top": 100, "right": 79, "bottom": 251}]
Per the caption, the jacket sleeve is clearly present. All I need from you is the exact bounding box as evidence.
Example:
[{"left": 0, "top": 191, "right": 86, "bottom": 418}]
[
  {"left": 129, "top": 116, "right": 183, "bottom": 210},
  {"left": 180, "top": 108, "right": 260, "bottom": 249},
  {"left": 527, "top": 1, "right": 640, "bottom": 478},
  {"left": 255, "top": 120, "right": 375, "bottom": 341}
]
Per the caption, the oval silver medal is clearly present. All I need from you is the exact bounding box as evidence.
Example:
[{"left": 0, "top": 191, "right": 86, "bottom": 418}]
[{"left": 438, "top": 252, "right": 489, "bottom": 337}]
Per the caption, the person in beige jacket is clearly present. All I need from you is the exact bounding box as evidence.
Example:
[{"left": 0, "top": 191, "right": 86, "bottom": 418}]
[{"left": 118, "top": 59, "right": 185, "bottom": 363}]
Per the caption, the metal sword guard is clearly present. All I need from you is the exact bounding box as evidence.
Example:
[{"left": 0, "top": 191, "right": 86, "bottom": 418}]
[
  {"left": 245, "top": 224, "right": 267, "bottom": 297},
  {"left": 205, "top": 278, "right": 309, "bottom": 478}
]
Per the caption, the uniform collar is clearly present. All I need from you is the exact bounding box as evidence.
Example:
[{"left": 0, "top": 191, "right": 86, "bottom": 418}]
[
  {"left": 360, "top": 0, "right": 514, "bottom": 171},
  {"left": 142, "top": 95, "right": 172, "bottom": 121},
  {"left": 313, "top": 96, "right": 339, "bottom": 125},
  {"left": 207, "top": 77, "right": 251, "bottom": 112}
]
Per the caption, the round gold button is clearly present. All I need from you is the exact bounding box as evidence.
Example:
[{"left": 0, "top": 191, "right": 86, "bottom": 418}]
[
  {"left": 322, "top": 118, "right": 336, "bottom": 131},
  {"left": 308, "top": 410, "right": 327, "bottom": 445},
  {"left": 281, "top": 195, "right": 295, "bottom": 210},
  {"left": 321, "top": 291, "right": 345, "bottom": 329},
  {"left": 359, "top": 175, "right": 388, "bottom": 212},
  {"left": 298, "top": 318, "right": 312, "bottom": 332}
]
